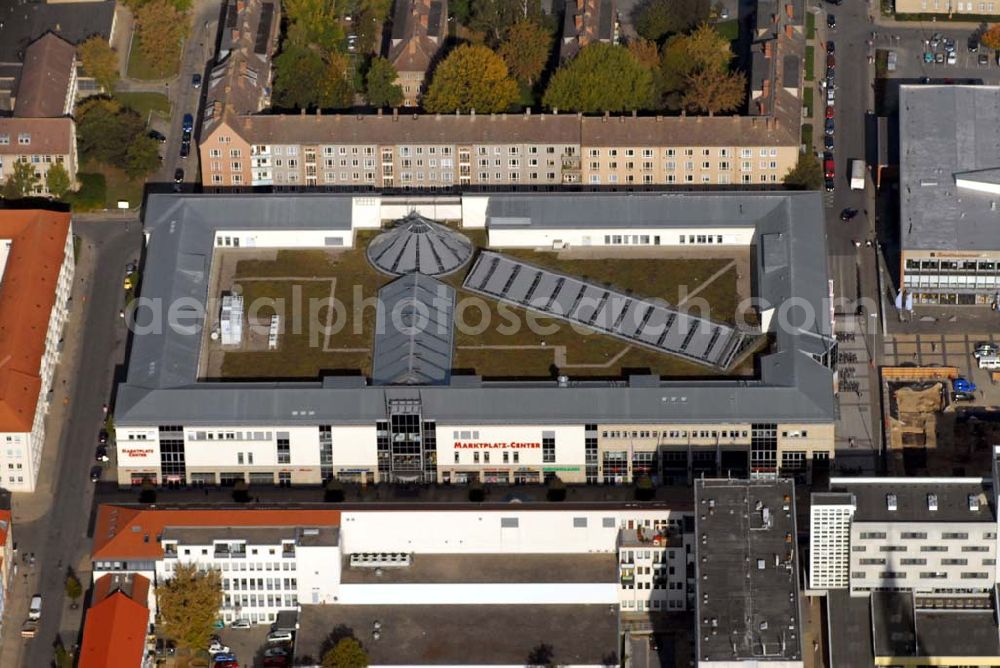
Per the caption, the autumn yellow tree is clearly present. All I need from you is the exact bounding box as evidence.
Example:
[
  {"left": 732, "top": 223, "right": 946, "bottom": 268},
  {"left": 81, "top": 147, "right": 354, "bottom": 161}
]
[
  {"left": 134, "top": 0, "right": 189, "bottom": 78},
  {"left": 498, "top": 19, "right": 552, "bottom": 85},
  {"left": 77, "top": 36, "right": 119, "bottom": 92},
  {"left": 982, "top": 24, "right": 1000, "bottom": 51},
  {"left": 424, "top": 44, "right": 519, "bottom": 113},
  {"left": 155, "top": 563, "right": 223, "bottom": 650}
]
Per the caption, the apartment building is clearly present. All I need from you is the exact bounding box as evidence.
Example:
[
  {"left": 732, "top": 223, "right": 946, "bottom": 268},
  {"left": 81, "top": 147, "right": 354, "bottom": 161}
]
[
  {"left": 895, "top": 0, "right": 1000, "bottom": 15},
  {"left": 12, "top": 33, "right": 77, "bottom": 118},
  {"left": 559, "top": 0, "right": 618, "bottom": 61},
  {"left": 79, "top": 574, "right": 152, "bottom": 668},
  {"left": 387, "top": 0, "right": 448, "bottom": 106},
  {"left": 694, "top": 478, "right": 803, "bottom": 667},
  {"left": 0, "top": 211, "right": 74, "bottom": 492},
  {"left": 91, "top": 504, "right": 692, "bottom": 626},
  {"left": 199, "top": 109, "right": 801, "bottom": 190},
  {"left": 0, "top": 511, "right": 12, "bottom": 638},
  {"left": 898, "top": 85, "right": 1000, "bottom": 306}
]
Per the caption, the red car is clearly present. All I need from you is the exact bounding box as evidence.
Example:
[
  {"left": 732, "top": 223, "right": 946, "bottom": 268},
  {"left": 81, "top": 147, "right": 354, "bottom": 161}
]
[
  {"left": 825, "top": 105, "right": 835, "bottom": 119},
  {"left": 824, "top": 158, "right": 835, "bottom": 179}
]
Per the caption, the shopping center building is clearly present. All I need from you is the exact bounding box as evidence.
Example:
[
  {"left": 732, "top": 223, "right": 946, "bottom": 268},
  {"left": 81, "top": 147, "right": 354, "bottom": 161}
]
[{"left": 114, "top": 192, "right": 836, "bottom": 488}]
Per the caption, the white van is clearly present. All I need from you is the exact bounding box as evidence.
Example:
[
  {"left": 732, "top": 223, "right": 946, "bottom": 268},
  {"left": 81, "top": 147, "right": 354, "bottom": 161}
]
[
  {"left": 979, "top": 355, "right": 1000, "bottom": 370},
  {"left": 28, "top": 595, "right": 41, "bottom": 621}
]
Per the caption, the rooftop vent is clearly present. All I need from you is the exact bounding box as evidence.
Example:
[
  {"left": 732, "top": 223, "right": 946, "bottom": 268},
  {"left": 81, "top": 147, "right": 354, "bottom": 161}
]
[
  {"left": 969, "top": 494, "right": 980, "bottom": 512},
  {"left": 886, "top": 493, "right": 898, "bottom": 512},
  {"left": 928, "top": 493, "right": 938, "bottom": 511}
]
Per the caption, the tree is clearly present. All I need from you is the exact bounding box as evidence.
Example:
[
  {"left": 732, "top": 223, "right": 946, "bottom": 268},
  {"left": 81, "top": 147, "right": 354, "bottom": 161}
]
[
  {"left": 156, "top": 563, "right": 223, "bottom": 650},
  {"left": 424, "top": 44, "right": 519, "bottom": 113},
  {"left": 319, "top": 51, "right": 356, "bottom": 109},
  {"left": 2, "top": 161, "right": 39, "bottom": 199},
  {"left": 322, "top": 637, "right": 369, "bottom": 668},
  {"left": 627, "top": 38, "right": 660, "bottom": 70},
  {"left": 983, "top": 24, "right": 1000, "bottom": 51},
  {"left": 45, "top": 163, "right": 72, "bottom": 199},
  {"left": 134, "top": 0, "right": 189, "bottom": 79},
  {"left": 125, "top": 136, "right": 161, "bottom": 178},
  {"left": 634, "top": 0, "right": 709, "bottom": 42},
  {"left": 469, "top": 0, "right": 540, "bottom": 46},
  {"left": 682, "top": 68, "right": 746, "bottom": 113},
  {"left": 65, "top": 573, "right": 83, "bottom": 607},
  {"left": 498, "top": 19, "right": 552, "bottom": 86},
  {"left": 273, "top": 45, "right": 329, "bottom": 109},
  {"left": 784, "top": 152, "right": 823, "bottom": 190},
  {"left": 655, "top": 25, "right": 737, "bottom": 111},
  {"left": 682, "top": 23, "right": 733, "bottom": 72},
  {"left": 365, "top": 57, "right": 403, "bottom": 107},
  {"left": 542, "top": 43, "right": 652, "bottom": 113},
  {"left": 355, "top": 0, "right": 393, "bottom": 55},
  {"left": 284, "top": 0, "right": 343, "bottom": 52},
  {"left": 78, "top": 36, "right": 119, "bottom": 92}
]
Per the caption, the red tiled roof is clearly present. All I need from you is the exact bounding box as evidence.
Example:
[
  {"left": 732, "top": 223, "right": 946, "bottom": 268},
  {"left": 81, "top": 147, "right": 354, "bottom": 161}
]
[
  {"left": 92, "top": 505, "right": 341, "bottom": 560},
  {"left": 0, "top": 117, "right": 73, "bottom": 156},
  {"left": 0, "top": 510, "right": 11, "bottom": 546},
  {"left": 79, "top": 574, "right": 150, "bottom": 668},
  {"left": 0, "top": 210, "right": 70, "bottom": 432}
]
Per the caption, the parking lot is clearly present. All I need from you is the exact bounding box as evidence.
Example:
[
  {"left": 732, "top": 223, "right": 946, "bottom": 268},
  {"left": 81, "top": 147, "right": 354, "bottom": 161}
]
[
  {"left": 211, "top": 625, "right": 290, "bottom": 668},
  {"left": 873, "top": 26, "right": 1000, "bottom": 82}
]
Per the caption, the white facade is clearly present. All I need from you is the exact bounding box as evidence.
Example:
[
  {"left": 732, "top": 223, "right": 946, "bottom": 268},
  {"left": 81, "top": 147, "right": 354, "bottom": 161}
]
[
  {"left": 808, "top": 499, "right": 854, "bottom": 590},
  {"left": 0, "top": 226, "right": 74, "bottom": 492},
  {"left": 487, "top": 226, "right": 755, "bottom": 249}
]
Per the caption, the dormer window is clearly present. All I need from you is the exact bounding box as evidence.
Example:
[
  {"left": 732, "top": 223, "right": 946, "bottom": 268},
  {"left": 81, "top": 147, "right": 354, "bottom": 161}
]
[
  {"left": 17, "top": 133, "right": 30, "bottom": 145},
  {"left": 0, "top": 134, "right": 8, "bottom": 145}
]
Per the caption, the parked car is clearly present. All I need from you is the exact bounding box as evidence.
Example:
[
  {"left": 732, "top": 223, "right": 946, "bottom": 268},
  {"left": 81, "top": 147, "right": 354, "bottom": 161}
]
[
  {"left": 174, "top": 168, "right": 185, "bottom": 183},
  {"left": 826, "top": 87, "right": 835, "bottom": 104},
  {"left": 147, "top": 129, "right": 166, "bottom": 143},
  {"left": 824, "top": 177, "right": 835, "bottom": 192},
  {"left": 263, "top": 656, "right": 288, "bottom": 668},
  {"left": 825, "top": 105, "right": 834, "bottom": 119},
  {"left": 95, "top": 446, "right": 109, "bottom": 462},
  {"left": 826, "top": 54, "right": 835, "bottom": 69},
  {"left": 840, "top": 208, "right": 858, "bottom": 221},
  {"left": 979, "top": 53, "right": 990, "bottom": 66},
  {"left": 264, "top": 646, "right": 290, "bottom": 657},
  {"left": 266, "top": 631, "right": 294, "bottom": 644},
  {"left": 969, "top": 34, "right": 980, "bottom": 52},
  {"left": 212, "top": 653, "right": 239, "bottom": 668},
  {"left": 230, "top": 619, "right": 252, "bottom": 629},
  {"left": 954, "top": 391, "right": 976, "bottom": 402},
  {"left": 825, "top": 66, "right": 835, "bottom": 79},
  {"left": 973, "top": 342, "right": 997, "bottom": 358},
  {"left": 826, "top": 41, "right": 835, "bottom": 54},
  {"left": 90, "top": 466, "right": 103, "bottom": 483},
  {"left": 28, "top": 595, "right": 41, "bottom": 621},
  {"left": 180, "top": 141, "right": 191, "bottom": 158},
  {"left": 824, "top": 118, "right": 835, "bottom": 136},
  {"left": 208, "top": 641, "right": 231, "bottom": 655},
  {"left": 935, "top": 52, "right": 945, "bottom": 64},
  {"left": 947, "top": 51, "right": 957, "bottom": 65},
  {"left": 953, "top": 377, "right": 977, "bottom": 393},
  {"left": 98, "top": 428, "right": 109, "bottom": 445},
  {"left": 944, "top": 38, "right": 956, "bottom": 52},
  {"left": 182, "top": 113, "right": 194, "bottom": 131},
  {"left": 823, "top": 135, "right": 834, "bottom": 151},
  {"left": 827, "top": 13, "right": 836, "bottom": 28},
  {"left": 192, "top": 73, "right": 202, "bottom": 88}
]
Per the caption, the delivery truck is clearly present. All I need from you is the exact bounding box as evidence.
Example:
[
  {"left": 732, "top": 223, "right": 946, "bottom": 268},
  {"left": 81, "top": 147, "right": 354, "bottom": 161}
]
[{"left": 850, "top": 159, "right": 865, "bottom": 190}]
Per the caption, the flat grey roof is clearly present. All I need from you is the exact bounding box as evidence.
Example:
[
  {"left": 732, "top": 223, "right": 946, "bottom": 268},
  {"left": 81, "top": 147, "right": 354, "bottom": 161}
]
[
  {"left": 339, "top": 553, "right": 616, "bottom": 584},
  {"left": 694, "top": 478, "right": 803, "bottom": 663},
  {"left": 371, "top": 274, "right": 455, "bottom": 386},
  {"left": 872, "top": 591, "right": 915, "bottom": 658},
  {"left": 294, "top": 603, "right": 619, "bottom": 665},
  {"left": 872, "top": 592, "right": 1000, "bottom": 659},
  {"left": 828, "top": 477, "right": 996, "bottom": 523},
  {"left": 827, "top": 589, "right": 873, "bottom": 667},
  {"left": 117, "top": 192, "right": 835, "bottom": 427},
  {"left": 463, "top": 251, "right": 753, "bottom": 370},
  {"left": 899, "top": 85, "right": 1000, "bottom": 252}
]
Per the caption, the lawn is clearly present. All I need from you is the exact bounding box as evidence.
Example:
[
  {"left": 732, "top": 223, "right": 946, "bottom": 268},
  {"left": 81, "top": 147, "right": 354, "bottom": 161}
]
[
  {"left": 806, "top": 12, "right": 816, "bottom": 40},
  {"left": 715, "top": 19, "right": 739, "bottom": 42},
  {"left": 801, "top": 123, "right": 814, "bottom": 150},
  {"left": 218, "top": 244, "right": 751, "bottom": 381},
  {"left": 804, "top": 45, "right": 815, "bottom": 82},
  {"left": 68, "top": 162, "right": 143, "bottom": 211},
  {"left": 115, "top": 92, "right": 171, "bottom": 121},
  {"left": 126, "top": 35, "right": 181, "bottom": 80},
  {"left": 803, "top": 86, "right": 813, "bottom": 118}
]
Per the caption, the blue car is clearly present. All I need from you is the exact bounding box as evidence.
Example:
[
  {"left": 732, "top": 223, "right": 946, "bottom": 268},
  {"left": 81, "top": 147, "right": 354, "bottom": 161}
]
[
  {"left": 953, "top": 377, "right": 977, "bottom": 393},
  {"left": 182, "top": 113, "right": 194, "bottom": 131}
]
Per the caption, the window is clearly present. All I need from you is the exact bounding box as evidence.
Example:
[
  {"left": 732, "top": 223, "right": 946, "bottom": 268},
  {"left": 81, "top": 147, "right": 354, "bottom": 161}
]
[
  {"left": 277, "top": 435, "right": 290, "bottom": 464},
  {"left": 542, "top": 433, "right": 555, "bottom": 463},
  {"left": 900, "top": 532, "right": 927, "bottom": 539},
  {"left": 942, "top": 532, "right": 970, "bottom": 540},
  {"left": 573, "top": 517, "right": 588, "bottom": 528},
  {"left": 501, "top": 517, "right": 518, "bottom": 528},
  {"left": 859, "top": 532, "right": 887, "bottom": 539},
  {"left": 17, "top": 133, "right": 30, "bottom": 145}
]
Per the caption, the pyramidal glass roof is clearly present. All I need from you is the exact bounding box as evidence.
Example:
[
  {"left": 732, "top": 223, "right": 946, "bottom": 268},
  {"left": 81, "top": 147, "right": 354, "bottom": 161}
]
[{"left": 366, "top": 213, "right": 473, "bottom": 277}]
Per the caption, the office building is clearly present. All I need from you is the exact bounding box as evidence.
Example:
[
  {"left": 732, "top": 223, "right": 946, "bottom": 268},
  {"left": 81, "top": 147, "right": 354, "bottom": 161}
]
[
  {"left": 0, "top": 211, "right": 74, "bottom": 492},
  {"left": 899, "top": 85, "right": 1000, "bottom": 306},
  {"left": 694, "top": 478, "right": 804, "bottom": 667},
  {"left": 114, "top": 191, "right": 836, "bottom": 488}
]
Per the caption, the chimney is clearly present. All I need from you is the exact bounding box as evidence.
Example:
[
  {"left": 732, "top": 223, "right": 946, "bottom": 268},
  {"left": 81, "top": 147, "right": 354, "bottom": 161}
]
[
  {"left": 575, "top": 15, "right": 583, "bottom": 30},
  {"left": 632, "top": 109, "right": 637, "bottom": 118},
  {"left": 490, "top": 113, "right": 496, "bottom": 121},
  {"left": 619, "top": 115, "right": 624, "bottom": 123},
  {"left": 471, "top": 108, "right": 476, "bottom": 118},
  {"left": 553, "top": 108, "right": 558, "bottom": 115},
  {"left": 524, "top": 107, "right": 531, "bottom": 117},
  {"left": 785, "top": 24, "right": 793, "bottom": 38},
  {"left": 602, "top": 112, "right": 608, "bottom": 122},
  {"left": 655, "top": 115, "right": 662, "bottom": 122},
  {"left": 785, "top": 3, "right": 794, "bottom": 17},
  {"left": 436, "top": 112, "right": 441, "bottom": 120}
]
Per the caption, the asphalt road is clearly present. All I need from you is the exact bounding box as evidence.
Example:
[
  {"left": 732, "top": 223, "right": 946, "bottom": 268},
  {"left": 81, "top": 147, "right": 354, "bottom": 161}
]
[{"left": 9, "top": 220, "right": 142, "bottom": 668}]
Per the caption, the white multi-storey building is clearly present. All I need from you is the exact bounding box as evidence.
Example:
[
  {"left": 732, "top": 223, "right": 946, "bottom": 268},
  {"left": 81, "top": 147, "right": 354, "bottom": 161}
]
[
  {"left": 0, "top": 210, "right": 73, "bottom": 492},
  {"left": 810, "top": 477, "right": 999, "bottom": 596}
]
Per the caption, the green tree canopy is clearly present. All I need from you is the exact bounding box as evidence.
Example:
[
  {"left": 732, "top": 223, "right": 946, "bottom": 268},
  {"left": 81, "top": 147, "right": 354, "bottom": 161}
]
[
  {"left": 134, "top": 0, "right": 189, "bottom": 79},
  {"left": 322, "top": 637, "right": 369, "bottom": 668},
  {"left": 65, "top": 574, "right": 83, "bottom": 602},
  {"left": 125, "top": 135, "right": 162, "bottom": 178},
  {"left": 655, "top": 24, "right": 738, "bottom": 111},
  {"left": 273, "top": 45, "right": 329, "bottom": 109},
  {"left": 45, "top": 162, "right": 72, "bottom": 199},
  {"left": 2, "top": 161, "right": 39, "bottom": 199},
  {"left": 424, "top": 44, "right": 519, "bottom": 113},
  {"left": 77, "top": 36, "right": 119, "bottom": 92},
  {"left": 498, "top": 19, "right": 552, "bottom": 85},
  {"left": 542, "top": 43, "right": 652, "bottom": 113},
  {"left": 784, "top": 152, "right": 823, "bottom": 190},
  {"left": 365, "top": 56, "right": 403, "bottom": 107},
  {"left": 284, "top": 0, "right": 344, "bottom": 52},
  {"left": 156, "top": 563, "right": 223, "bottom": 650},
  {"left": 469, "top": 0, "right": 542, "bottom": 45},
  {"left": 76, "top": 97, "right": 147, "bottom": 167},
  {"left": 627, "top": 38, "right": 660, "bottom": 70},
  {"left": 634, "top": 0, "right": 709, "bottom": 42}
]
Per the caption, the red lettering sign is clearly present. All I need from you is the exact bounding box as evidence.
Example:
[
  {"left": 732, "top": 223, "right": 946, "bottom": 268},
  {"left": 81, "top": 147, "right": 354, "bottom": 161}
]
[{"left": 121, "top": 448, "right": 155, "bottom": 458}]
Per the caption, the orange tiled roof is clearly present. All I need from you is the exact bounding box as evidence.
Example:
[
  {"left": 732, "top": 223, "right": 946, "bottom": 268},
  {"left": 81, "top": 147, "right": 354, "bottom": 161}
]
[
  {"left": 92, "top": 505, "right": 341, "bottom": 560},
  {"left": 0, "top": 210, "right": 70, "bottom": 433},
  {"left": 79, "top": 574, "right": 150, "bottom": 668},
  {"left": 0, "top": 509, "right": 11, "bottom": 547}
]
